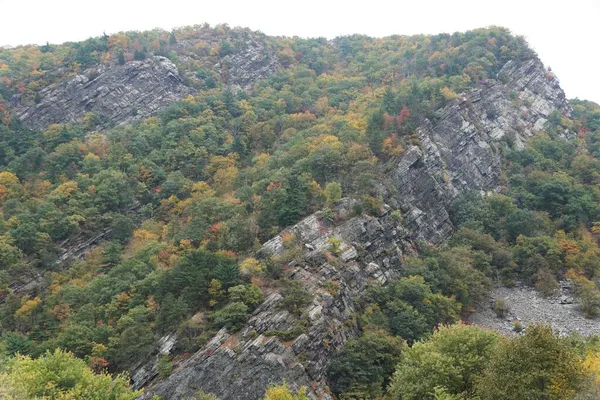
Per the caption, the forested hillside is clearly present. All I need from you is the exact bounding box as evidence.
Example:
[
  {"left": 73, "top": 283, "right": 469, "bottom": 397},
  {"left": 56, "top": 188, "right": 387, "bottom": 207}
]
[{"left": 1, "top": 24, "right": 600, "bottom": 400}]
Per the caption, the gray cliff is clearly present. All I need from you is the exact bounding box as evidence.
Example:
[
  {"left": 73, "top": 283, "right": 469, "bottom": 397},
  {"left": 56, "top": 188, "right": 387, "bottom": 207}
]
[
  {"left": 139, "top": 57, "right": 572, "bottom": 400},
  {"left": 141, "top": 200, "right": 417, "bottom": 400},
  {"left": 386, "top": 58, "right": 570, "bottom": 244},
  {"left": 16, "top": 35, "right": 281, "bottom": 130},
  {"left": 17, "top": 57, "right": 193, "bottom": 130}
]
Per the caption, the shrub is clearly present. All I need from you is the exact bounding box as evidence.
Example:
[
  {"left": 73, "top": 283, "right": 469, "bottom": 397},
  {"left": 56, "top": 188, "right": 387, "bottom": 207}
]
[
  {"left": 390, "top": 210, "right": 403, "bottom": 223},
  {"left": 494, "top": 298, "right": 506, "bottom": 318},
  {"left": 264, "top": 383, "right": 308, "bottom": 400},
  {"left": 157, "top": 354, "right": 172, "bottom": 379},
  {"left": 211, "top": 302, "right": 249, "bottom": 331},
  {"left": 513, "top": 320, "right": 523, "bottom": 333},
  {"left": 328, "top": 237, "right": 343, "bottom": 256},
  {"left": 536, "top": 267, "right": 559, "bottom": 297},
  {"left": 228, "top": 284, "right": 264, "bottom": 311},
  {"left": 323, "top": 182, "right": 342, "bottom": 205},
  {"left": 280, "top": 282, "right": 312, "bottom": 315}
]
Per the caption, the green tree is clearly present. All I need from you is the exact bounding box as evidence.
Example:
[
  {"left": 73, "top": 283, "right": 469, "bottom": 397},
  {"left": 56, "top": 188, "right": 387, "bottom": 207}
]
[
  {"left": 211, "top": 302, "right": 249, "bottom": 331},
  {"left": 323, "top": 181, "right": 342, "bottom": 205},
  {"left": 329, "top": 330, "right": 404, "bottom": 399},
  {"left": 366, "top": 109, "right": 385, "bottom": 154},
  {"left": 169, "top": 31, "right": 177, "bottom": 45},
  {"left": 93, "top": 169, "right": 134, "bottom": 212},
  {"left": 475, "top": 325, "right": 584, "bottom": 400},
  {"left": 388, "top": 324, "right": 499, "bottom": 400},
  {"left": 228, "top": 284, "right": 264, "bottom": 311},
  {"left": 0, "top": 349, "right": 140, "bottom": 399}
]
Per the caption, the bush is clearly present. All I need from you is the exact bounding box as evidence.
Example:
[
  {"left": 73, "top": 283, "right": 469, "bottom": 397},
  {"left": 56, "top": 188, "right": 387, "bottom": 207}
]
[
  {"left": 264, "top": 383, "right": 308, "bottom": 400},
  {"left": 568, "top": 270, "right": 600, "bottom": 318},
  {"left": 211, "top": 302, "right": 249, "bottom": 331},
  {"left": 536, "top": 267, "right": 559, "bottom": 297},
  {"left": 494, "top": 298, "right": 506, "bottom": 318},
  {"left": 323, "top": 182, "right": 342, "bottom": 205},
  {"left": 157, "top": 354, "right": 172, "bottom": 379},
  {"left": 328, "top": 237, "right": 343, "bottom": 256},
  {"left": 228, "top": 284, "right": 264, "bottom": 311},
  {"left": 513, "top": 320, "right": 523, "bottom": 333},
  {"left": 280, "top": 282, "right": 312, "bottom": 315}
]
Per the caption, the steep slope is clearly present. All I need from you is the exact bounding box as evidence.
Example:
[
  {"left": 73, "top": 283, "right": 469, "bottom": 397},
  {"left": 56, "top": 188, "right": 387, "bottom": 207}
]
[
  {"left": 141, "top": 200, "right": 417, "bottom": 399},
  {"left": 386, "top": 58, "right": 570, "bottom": 243},
  {"left": 11, "top": 31, "right": 281, "bottom": 130},
  {"left": 141, "top": 57, "right": 570, "bottom": 400},
  {"left": 0, "top": 25, "right": 587, "bottom": 400},
  {"left": 16, "top": 57, "right": 193, "bottom": 129}
]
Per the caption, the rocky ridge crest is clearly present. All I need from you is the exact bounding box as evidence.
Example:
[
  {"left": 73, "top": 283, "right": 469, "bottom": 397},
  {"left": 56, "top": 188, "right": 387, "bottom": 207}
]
[{"left": 16, "top": 35, "right": 281, "bottom": 130}]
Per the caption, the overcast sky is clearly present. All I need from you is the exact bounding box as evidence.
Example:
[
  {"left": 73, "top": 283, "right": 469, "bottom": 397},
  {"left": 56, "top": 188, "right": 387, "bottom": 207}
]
[{"left": 1, "top": 0, "right": 598, "bottom": 103}]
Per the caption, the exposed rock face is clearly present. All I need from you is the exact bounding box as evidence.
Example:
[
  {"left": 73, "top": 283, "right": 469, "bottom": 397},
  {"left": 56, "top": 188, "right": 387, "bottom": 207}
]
[
  {"left": 172, "top": 33, "right": 281, "bottom": 92},
  {"left": 217, "top": 37, "right": 282, "bottom": 91},
  {"left": 140, "top": 58, "right": 573, "bottom": 400},
  {"left": 16, "top": 36, "right": 281, "bottom": 130},
  {"left": 141, "top": 200, "right": 418, "bottom": 400},
  {"left": 16, "top": 56, "right": 193, "bottom": 130},
  {"left": 387, "top": 58, "right": 570, "bottom": 244}
]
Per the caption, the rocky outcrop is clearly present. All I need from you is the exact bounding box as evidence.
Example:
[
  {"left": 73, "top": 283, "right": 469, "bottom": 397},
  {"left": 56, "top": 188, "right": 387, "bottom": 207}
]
[
  {"left": 16, "top": 56, "right": 193, "bottom": 130},
  {"left": 172, "top": 32, "right": 281, "bottom": 92},
  {"left": 16, "top": 35, "right": 281, "bottom": 130},
  {"left": 217, "top": 37, "right": 282, "bottom": 91},
  {"left": 141, "top": 200, "right": 418, "bottom": 400},
  {"left": 140, "top": 58, "right": 573, "bottom": 400},
  {"left": 386, "top": 58, "right": 570, "bottom": 244}
]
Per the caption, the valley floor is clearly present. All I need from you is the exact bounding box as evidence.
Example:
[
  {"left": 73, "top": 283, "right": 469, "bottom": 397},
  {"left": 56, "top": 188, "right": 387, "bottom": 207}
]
[{"left": 468, "top": 284, "right": 600, "bottom": 337}]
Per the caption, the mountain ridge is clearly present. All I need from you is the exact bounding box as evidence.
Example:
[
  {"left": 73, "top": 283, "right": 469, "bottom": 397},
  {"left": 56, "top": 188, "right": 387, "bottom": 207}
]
[
  {"left": 139, "top": 55, "right": 571, "bottom": 399},
  {"left": 0, "top": 24, "right": 595, "bottom": 400}
]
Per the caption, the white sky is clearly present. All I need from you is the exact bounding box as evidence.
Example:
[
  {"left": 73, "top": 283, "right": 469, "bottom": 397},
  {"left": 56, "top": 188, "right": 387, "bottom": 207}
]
[{"left": 0, "top": 0, "right": 598, "bottom": 103}]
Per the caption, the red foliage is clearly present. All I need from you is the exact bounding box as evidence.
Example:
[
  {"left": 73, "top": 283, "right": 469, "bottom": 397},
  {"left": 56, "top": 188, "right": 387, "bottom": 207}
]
[
  {"left": 208, "top": 222, "right": 223, "bottom": 235},
  {"left": 158, "top": 249, "right": 170, "bottom": 261},
  {"left": 266, "top": 181, "right": 282, "bottom": 192},
  {"left": 89, "top": 356, "right": 109, "bottom": 372},
  {"left": 383, "top": 114, "right": 396, "bottom": 131},
  {"left": 397, "top": 106, "right": 411, "bottom": 124}
]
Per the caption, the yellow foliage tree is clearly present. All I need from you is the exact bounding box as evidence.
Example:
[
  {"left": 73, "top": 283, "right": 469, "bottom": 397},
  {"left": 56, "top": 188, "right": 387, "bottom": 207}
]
[
  {"left": 54, "top": 181, "right": 79, "bottom": 198},
  {"left": 16, "top": 297, "right": 41, "bottom": 318},
  {"left": 0, "top": 171, "right": 19, "bottom": 187},
  {"left": 240, "top": 257, "right": 263, "bottom": 275},
  {"left": 441, "top": 86, "right": 459, "bottom": 101},
  {"left": 264, "top": 383, "right": 308, "bottom": 400}
]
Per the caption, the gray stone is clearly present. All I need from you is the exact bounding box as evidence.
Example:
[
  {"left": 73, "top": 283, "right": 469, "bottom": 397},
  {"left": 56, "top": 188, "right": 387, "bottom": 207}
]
[
  {"left": 141, "top": 204, "right": 416, "bottom": 400},
  {"left": 17, "top": 57, "right": 193, "bottom": 129},
  {"left": 385, "top": 58, "right": 570, "bottom": 244},
  {"left": 139, "top": 59, "right": 574, "bottom": 400},
  {"left": 469, "top": 283, "right": 600, "bottom": 337}
]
